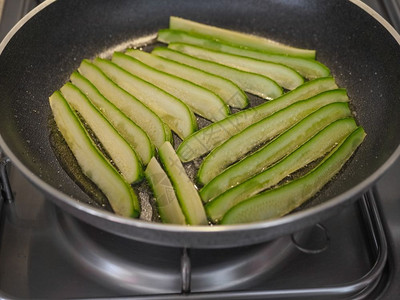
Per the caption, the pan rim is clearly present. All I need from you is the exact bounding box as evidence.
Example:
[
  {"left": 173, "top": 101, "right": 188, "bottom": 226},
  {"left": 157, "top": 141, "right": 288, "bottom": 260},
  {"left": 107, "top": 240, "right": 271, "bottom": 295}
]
[{"left": 1, "top": 0, "right": 400, "bottom": 236}]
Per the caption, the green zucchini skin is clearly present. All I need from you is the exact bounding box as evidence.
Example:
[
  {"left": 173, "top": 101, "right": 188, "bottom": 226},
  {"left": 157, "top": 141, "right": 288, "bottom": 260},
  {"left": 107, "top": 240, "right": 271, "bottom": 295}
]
[
  {"left": 200, "top": 102, "right": 352, "bottom": 202},
  {"left": 152, "top": 47, "right": 283, "bottom": 100},
  {"left": 206, "top": 117, "right": 358, "bottom": 222},
  {"left": 78, "top": 60, "right": 171, "bottom": 148},
  {"left": 197, "top": 89, "right": 349, "bottom": 185},
  {"left": 145, "top": 157, "right": 186, "bottom": 225},
  {"left": 169, "top": 42, "right": 304, "bottom": 90},
  {"left": 49, "top": 91, "right": 140, "bottom": 218},
  {"left": 221, "top": 126, "right": 366, "bottom": 224},
  {"left": 125, "top": 48, "right": 248, "bottom": 109},
  {"left": 158, "top": 29, "right": 330, "bottom": 80},
  {"left": 70, "top": 71, "right": 154, "bottom": 165},
  {"left": 111, "top": 52, "right": 228, "bottom": 123},
  {"left": 169, "top": 16, "right": 316, "bottom": 59},
  {"left": 177, "top": 77, "right": 338, "bottom": 162},
  {"left": 60, "top": 82, "right": 143, "bottom": 184},
  {"left": 158, "top": 142, "right": 208, "bottom": 225},
  {"left": 93, "top": 57, "right": 197, "bottom": 140}
]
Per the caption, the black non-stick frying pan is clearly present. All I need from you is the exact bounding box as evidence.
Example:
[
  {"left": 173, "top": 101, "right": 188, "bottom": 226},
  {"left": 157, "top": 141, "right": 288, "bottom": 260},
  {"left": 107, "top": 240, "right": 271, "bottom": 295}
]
[{"left": 1, "top": 0, "right": 400, "bottom": 248}]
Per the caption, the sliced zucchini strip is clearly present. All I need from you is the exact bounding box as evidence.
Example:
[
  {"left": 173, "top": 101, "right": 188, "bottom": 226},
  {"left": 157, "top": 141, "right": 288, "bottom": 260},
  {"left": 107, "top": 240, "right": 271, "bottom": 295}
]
[
  {"left": 125, "top": 49, "right": 248, "bottom": 109},
  {"left": 169, "top": 42, "right": 304, "bottom": 90},
  {"left": 93, "top": 57, "right": 196, "bottom": 139},
  {"left": 158, "top": 29, "right": 330, "bottom": 80},
  {"left": 197, "top": 89, "right": 349, "bottom": 185},
  {"left": 111, "top": 52, "right": 227, "bottom": 123},
  {"left": 78, "top": 60, "right": 170, "bottom": 148},
  {"left": 221, "top": 127, "right": 366, "bottom": 224},
  {"left": 70, "top": 72, "right": 154, "bottom": 165},
  {"left": 152, "top": 47, "right": 282, "bottom": 100},
  {"left": 200, "top": 102, "right": 352, "bottom": 202},
  {"left": 169, "top": 16, "right": 316, "bottom": 59},
  {"left": 158, "top": 142, "right": 207, "bottom": 225},
  {"left": 60, "top": 83, "right": 143, "bottom": 184},
  {"left": 177, "top": 77, "right": 338, "bottom": 162},
  {"left": 206, "top": 118, "right": 358, "bottom": 222},
  {"left": 49, "top": 91, "right": 139, "bottom": 218},
  {"left": 145, "top": 157, "right": 186, "bottom": 225}
]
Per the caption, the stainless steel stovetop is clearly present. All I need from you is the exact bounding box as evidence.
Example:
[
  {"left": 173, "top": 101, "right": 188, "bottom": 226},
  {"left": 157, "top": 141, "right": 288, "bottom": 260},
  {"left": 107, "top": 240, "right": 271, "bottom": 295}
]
[{"left": 0, "top": 0, "right": 400, "bottom": 299}]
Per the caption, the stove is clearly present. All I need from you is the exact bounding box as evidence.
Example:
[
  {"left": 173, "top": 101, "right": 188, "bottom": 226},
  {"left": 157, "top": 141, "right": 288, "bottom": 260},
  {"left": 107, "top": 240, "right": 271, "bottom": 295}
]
[{"left": 1, "top": 0, "right": 400, "bottom": 299}]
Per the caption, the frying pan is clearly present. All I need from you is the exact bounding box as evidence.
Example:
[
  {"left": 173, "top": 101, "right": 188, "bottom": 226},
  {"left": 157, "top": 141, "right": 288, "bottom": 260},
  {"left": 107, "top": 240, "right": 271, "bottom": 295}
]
[{"left": 1, "top": 0, "right": 400, "bottom": 249}]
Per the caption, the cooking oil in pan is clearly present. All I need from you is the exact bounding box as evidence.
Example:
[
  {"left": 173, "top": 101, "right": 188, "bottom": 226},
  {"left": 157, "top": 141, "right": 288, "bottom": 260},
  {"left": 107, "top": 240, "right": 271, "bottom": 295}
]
[{"left": 48, "top": 116, "right": 111, "bottom": 210}]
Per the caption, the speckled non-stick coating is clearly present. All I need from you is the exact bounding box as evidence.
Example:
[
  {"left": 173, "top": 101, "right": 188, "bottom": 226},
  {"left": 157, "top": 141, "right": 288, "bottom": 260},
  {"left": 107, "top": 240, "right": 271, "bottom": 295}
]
[{"left": 0, "top": 0, "right": 399, "bottom": 248}]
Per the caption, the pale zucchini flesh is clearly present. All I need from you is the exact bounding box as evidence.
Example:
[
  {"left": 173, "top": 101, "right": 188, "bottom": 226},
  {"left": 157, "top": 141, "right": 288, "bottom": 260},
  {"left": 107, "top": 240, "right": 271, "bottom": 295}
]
[
  {"left": 197, "top": 89, "right": 349, "bottom": 185},
  {"left": 152, "top": 47, "right": 283, "bottom": 100},
  {"left": 94, "top": 57, "right": 196, "bottom": 139},
  {"left": 169, "top": 42, "right": 304, "bottom": 90},
  {"left": 169, "top": 16, "right": 316, "bottom": 59},
  {"left": 145, "top": 157, "right": 186, "bottom": 225},
  {"left": 158, "top": 29, "right": 330, "bottom": 80},
  {"left": 70, "top": 71, "right": 154, "bottom": 165},
  {"left": 177, "top": 77, "right": 339, "bottom": 162},
  {"left": 111, "top": 52, "right": 227, "bottom": 123},
  {"left": 125, "top": 48, "right": 248, "bottom": 109},
  {"left": 46, "top": 17, "right": 364, "bottom": 226},
  {"left": 158, "top": 142, "right": 207, "bottom": 225},
  {"left": 78, "top": 60, "right": 171, "bottom": 148},
  {"left": 60, "top": 83, "right": 143, "bottom": 184},
  {"left": 49, "top": 91, "right": 139, "bottom": 218},
  {"left": 200, "top": 102, "right": 352, "bottom": 202},
  {"left": 206, "top": 118, "right": 358, "bottom": 222},
  {"left": 221, "top": 127, "right": 366, "bottom": 224}
]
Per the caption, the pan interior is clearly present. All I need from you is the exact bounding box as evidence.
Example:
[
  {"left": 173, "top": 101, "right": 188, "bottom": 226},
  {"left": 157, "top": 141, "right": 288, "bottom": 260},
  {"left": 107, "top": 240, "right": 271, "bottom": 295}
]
[{"left": 0, "top": 0, "right": 399, "bottom": 227}]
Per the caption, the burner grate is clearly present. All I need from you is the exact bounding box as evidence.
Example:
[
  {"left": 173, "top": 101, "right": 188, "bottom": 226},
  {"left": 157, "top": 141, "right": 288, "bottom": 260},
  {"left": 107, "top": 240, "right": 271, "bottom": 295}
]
[
  {"left": 0, "top": 157, "right": 389, "bottom": 299},
  {"left": 0, "top": 0, "right": 398, "bottom": 298},
  {"left": 127, "top": 192, "right": 389, "bottom": 300}
]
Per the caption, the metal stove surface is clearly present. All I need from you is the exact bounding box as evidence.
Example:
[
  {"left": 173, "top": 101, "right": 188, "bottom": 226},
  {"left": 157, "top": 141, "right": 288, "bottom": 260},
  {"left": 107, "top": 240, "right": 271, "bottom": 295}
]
[
  {"left": 0, "top": 0, "right": 400, "bottom": 299},
  {"left": 0, "top": 164, "right": 392, "bottom": 299}
]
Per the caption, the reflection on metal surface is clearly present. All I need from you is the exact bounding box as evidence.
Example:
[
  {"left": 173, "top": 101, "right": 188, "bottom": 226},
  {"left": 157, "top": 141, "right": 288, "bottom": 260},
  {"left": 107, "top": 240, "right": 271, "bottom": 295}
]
[
  {"left": 291, "top": 223, "right": 330, "bottom": 254},
  {"left": 0, "top": 0, "right": 398, "bottom": 298},
  {"left": 0, "top": 0, "right": 37, "bottom": 41},
  {"left": 57, "top": 191, "right": 387, "bottom": 299},
  {"left": 383, "top": 0, "right": 400, "bottom": 31},
  {"left": 0, "top": 138, "right": 393, "bottom": 298},
  {"left": 0, "top": 0, "right": 4, "bottom": 21},
  {"left": 56, "top": 210, "right": 294, "bottom": 293},
  {"left": 181, "top": 248, "right": 191, "bottom": 293},
  {"left": 0, "top": 156, "right": 13, "bottom": 203}
]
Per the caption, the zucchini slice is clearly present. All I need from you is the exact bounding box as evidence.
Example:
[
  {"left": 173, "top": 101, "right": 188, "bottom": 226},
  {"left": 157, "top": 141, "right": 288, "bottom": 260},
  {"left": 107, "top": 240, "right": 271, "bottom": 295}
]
[
  {"left": 177, "top": 77, "right": 338, "bottom": 162},
  {"left": 158, "top": 142, "right": 207, "bottom": 225},
  {"left": 60, "top": 83, "right": 143, "bottom": 184},
  {"left": 221, "top": 127, "right": 366, "bottom": 224},
  {"left": 70, "top": 72, "right": 154, "bottom": 166},
  {"left": 169, "top": 43, "right": 304, "bottom": 90},
  {"left": 169, "top": 16, "right": 316, "bottom": 59},
  {"left": 49, "top": 91, "right": 139, "bottom": 218},
  {"left": 206, "top": 118, "right": 358, "bottom": 222},
  {"left": 197, "top": 89, "right": 349, "bottom": 185},
  {"left": 158, "top": 29, "right": 330, "bottom": 80},
  {"left": 125, "top": 49, "right": 248, "bottom": 109},
  {"left": 200, "top": 102, "right": 352, "bottom": 202},
  {"left": 152, "top": 47, "right": 282, "bottom": 100},
  {"left": 78, "top": 60, "right": 171, "bottom": 148},
  {"left": 111, "top": 52, "right": 228, "bottom": 123},
  {"left": 93, "top": 57, "right": 197, "bottom": 139},
  {"left": 145, "top": 157, "right": 186, "bottom": 225}
]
